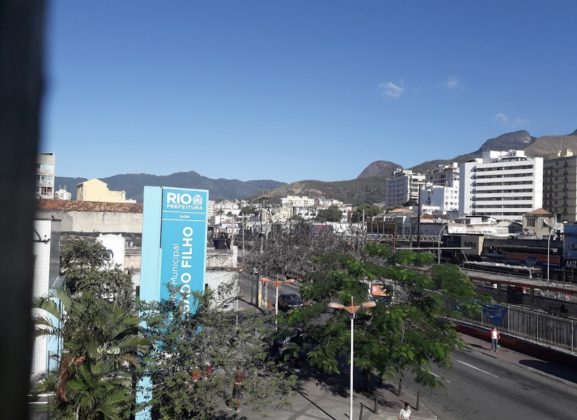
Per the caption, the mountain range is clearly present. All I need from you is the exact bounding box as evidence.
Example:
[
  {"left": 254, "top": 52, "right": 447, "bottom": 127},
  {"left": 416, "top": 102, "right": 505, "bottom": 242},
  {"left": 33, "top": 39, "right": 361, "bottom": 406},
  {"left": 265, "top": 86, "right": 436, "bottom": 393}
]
[
  {"left": 56, "top": 128, "right": 576, "bottom": 206},
  {"left": 55, "top": 172, "right": 284, "bottom": 203}
]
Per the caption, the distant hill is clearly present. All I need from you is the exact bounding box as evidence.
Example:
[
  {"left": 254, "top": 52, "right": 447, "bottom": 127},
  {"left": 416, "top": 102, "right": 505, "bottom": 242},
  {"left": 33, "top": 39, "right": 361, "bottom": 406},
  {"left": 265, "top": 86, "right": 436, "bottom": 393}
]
[
  {"left": 255, "top": 176, "right": 388, "bottom": 206},
  {"left": 261, "top": 128, "right": 577, "bottom": 205},
  {"left": 357, "top": 161, "right": 402, "bottom": 179},
  {"left": 359, "top": 129, "right": 577, "bottom": 179},
  {"left": 55, "top": 172, "right": 285, "bottom": 202}
]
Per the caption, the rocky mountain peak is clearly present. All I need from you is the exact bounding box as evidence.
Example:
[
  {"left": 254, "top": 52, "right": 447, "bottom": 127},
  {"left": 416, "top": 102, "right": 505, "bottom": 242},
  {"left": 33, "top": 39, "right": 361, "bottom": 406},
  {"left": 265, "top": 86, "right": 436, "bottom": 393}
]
[{"left": 357, "top": 161, "right": 403, "bottom": 179}]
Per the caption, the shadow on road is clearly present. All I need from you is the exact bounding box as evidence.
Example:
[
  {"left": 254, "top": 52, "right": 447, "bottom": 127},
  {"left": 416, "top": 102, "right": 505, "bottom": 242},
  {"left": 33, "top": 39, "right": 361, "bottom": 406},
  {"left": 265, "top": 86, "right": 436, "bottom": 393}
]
[{"left": 518, "top": 359, "right": 577, "bottom": 384}]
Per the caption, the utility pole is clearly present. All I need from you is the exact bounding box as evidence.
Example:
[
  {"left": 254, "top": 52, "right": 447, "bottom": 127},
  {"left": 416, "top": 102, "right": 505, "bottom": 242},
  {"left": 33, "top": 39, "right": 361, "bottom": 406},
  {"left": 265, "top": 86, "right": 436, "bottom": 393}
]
[{"left": 416, "top": 188, "right": 422, "bottom": 248}]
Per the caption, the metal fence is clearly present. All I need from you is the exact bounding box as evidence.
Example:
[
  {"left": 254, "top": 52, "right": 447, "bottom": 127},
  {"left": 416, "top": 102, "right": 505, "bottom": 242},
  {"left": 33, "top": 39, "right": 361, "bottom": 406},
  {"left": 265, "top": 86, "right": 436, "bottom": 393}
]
[{"left": 462, "top": 304, "right": 577, "bottom": 354}]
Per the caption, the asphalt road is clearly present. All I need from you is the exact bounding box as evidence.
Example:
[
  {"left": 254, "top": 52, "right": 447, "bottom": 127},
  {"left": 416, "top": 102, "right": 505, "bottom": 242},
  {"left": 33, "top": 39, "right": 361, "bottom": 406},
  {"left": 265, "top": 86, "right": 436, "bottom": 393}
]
[
  {"left": 404, "top": 344, "right": 577, "bottom": 420},
  {"left": 237, "top": 276, "right": 577, "bottom": 419}
]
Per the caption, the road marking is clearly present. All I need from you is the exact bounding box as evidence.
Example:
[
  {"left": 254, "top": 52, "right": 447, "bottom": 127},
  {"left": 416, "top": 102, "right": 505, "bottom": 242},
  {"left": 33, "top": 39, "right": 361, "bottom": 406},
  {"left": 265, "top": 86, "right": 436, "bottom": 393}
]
[
  {"left": 429, "top": 370, "right": 451, "bottom": 383},
  {"left": 457, "top": 360, "right": 499, "bottom": 379}
]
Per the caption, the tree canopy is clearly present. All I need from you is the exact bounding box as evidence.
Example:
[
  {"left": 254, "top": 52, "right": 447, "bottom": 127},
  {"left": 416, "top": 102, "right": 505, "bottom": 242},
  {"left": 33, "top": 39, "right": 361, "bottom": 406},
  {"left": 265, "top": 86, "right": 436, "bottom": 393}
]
[
  {"left": 315, "top": 206, "right": 342, "bottom": 223},
  {"left": 350, "top": 204, "right": 382, "bottom": 223},
  {"left": 282, "top": 242, "right": 479, "bottom": 389},
  {"left": 140, "top": 284, "right": 295, "bottom": 419},
  {"left": 34, "top": 239, "right": 146, "bottom": 419}
]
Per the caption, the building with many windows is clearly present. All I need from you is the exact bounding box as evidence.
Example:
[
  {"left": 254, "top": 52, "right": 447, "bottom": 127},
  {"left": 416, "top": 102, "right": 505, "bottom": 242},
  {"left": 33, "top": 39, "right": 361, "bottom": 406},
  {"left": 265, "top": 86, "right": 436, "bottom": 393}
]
[
  {"left": 420, "top": 184, "right": 460, "bottom": 213},
  {"left": 384, "top": 169, "right": 426, "bottom": 209},
  {"left": 427, "top": 162, "right": 460, "bottom": 187},
  {"left": 281, "top": 195, "right": 315, "bottom": 208},
  {"left": 543, "top": 149, "right": 577, "bottom": 222},
  {"left": 459, "top": 150, "right": 543, "bottom": 222},
  {"left": 36, "top": 152, "right": 55, "bottom": 199}
]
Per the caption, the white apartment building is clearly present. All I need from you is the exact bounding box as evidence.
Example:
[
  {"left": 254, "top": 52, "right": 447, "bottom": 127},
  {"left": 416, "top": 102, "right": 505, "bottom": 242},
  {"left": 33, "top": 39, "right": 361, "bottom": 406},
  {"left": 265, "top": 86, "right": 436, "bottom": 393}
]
[
  {"left": 459, "top": 150, "right": 543, "bottom": 222},
  {"left": 281, "top": 195, "right": 315, "bottom": 208},
  {"left": 213, "top": 200, "right": 241, "bottom": 216},
  {"left": 384, "top": 169, "right": 426, "bottom": 209},
  {"left": 207, "top": 200, "right": 215, "bottom": 219},
  {"left": 420, "top": 184, "right": 459, "bottom": 212},
  {"left": 36, "top": 152, "right": 55, "bottom": 199},
  {"left": 54, "top": 186, "right": 72, "bottom": 200},
  {"left": 428, "top": 162, "right": 460, "bottom": 187},
  {"left": 317, "top": 198, "right": 344, "bottom": 207}
]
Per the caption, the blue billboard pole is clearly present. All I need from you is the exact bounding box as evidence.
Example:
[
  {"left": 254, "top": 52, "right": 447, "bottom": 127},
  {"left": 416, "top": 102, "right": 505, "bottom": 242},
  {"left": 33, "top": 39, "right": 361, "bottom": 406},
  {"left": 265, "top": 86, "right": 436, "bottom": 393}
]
[{"left": 137, "top": 187, "right": 209, "bottom": 419}]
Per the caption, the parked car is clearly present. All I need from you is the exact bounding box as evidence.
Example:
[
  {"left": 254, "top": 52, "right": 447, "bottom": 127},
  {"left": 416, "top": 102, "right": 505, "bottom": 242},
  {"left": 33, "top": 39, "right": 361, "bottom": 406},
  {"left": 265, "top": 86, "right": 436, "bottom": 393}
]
[{"left": 278, "top": 293, "right": 304, "bottom": 311}]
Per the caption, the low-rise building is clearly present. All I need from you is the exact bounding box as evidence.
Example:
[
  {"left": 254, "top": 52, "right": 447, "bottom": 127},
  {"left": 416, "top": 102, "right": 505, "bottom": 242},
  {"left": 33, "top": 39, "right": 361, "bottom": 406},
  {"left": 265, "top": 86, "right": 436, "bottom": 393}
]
[{"left": 76, "top": 178, "right": 136, "bottom": 203}]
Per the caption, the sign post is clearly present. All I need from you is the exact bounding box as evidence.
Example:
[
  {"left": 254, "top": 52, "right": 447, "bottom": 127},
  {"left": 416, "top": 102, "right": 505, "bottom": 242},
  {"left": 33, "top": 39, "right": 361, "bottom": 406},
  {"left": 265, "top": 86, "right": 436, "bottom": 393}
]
[{"left": 137, "top": 187, "right": 209, "bottom": 418}]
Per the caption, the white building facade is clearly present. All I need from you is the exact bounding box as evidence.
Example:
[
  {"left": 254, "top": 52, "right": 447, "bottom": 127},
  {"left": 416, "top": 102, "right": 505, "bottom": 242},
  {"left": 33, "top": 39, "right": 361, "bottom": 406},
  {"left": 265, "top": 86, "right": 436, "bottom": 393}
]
[
  {"left": 54, "top": 187, "right": 72, "bottom": 200},
  {"left": 459, "top": 150, "right": 543, "bottom": 222},
  {"left": 421, "top": 184, "right": 459, "bottom": 213},
  {"left": 427, "top": 162, "right": 460, "bottom": 187},
  {"left": 36, "top": 153, "right": 55, "bottom": 199},
  {"left": 384, "top": 169, "right": 426, "bottom": 209},
  {"left": 281, "top": 195, "right": 315, "bottom": 208}
]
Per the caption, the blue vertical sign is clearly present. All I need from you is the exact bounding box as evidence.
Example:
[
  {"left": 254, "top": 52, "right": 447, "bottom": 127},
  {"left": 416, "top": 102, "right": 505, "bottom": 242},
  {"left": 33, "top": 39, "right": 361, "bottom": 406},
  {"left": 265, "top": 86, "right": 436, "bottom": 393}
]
[
  {"left": 159, "top": 188, "right": 208, "bottom": 312},
  {"left": 137, "top": 187, "right": 209, "bottom": 419}
]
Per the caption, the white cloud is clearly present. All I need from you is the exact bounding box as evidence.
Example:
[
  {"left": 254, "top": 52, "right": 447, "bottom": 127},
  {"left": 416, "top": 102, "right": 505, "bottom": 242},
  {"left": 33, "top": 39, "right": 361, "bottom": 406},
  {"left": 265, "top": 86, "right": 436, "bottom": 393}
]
[
  {"left": 379, "top": 81, "right": 405, "bottom": 98},
  {"left": 441, "top": 77, "right": 460, "bottom": 90},
  {"left": 495, "top": 112, "right": 509, "bottom": 124},
  {"left": 494, "top": 112, "right": 528, "bottom": 127}
]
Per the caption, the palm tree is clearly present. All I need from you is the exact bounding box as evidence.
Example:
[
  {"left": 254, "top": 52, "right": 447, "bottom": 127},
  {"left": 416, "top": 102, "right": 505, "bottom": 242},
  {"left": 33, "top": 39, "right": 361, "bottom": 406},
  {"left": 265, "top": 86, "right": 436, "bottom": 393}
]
[{"left": 34, "top": 287, "right": 148, "bottom": 419}]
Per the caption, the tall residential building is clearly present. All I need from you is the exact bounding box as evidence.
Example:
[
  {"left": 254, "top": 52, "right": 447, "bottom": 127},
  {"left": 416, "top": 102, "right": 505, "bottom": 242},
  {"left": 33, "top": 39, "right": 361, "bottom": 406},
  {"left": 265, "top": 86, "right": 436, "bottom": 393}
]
[
  {"left": 36, "top": 152, "right": 55, "bottom": 199},
  {"left": 427, "top": 162, "right": 460, "bottom": 187},
  {"left": 384, "top": 169, "right": 426, "bottom": 209},
  {"left": 543, "top": 149, "right": 577, "bottom": 222},
  {"left": 420, "top": 184, "right": 459, "bottom": 212},
  {"left": 422, "top": 163, "right": 460, "bottom": 213},
  {"left": 459, "top": 150, "right": 543, "bottom": 222}
]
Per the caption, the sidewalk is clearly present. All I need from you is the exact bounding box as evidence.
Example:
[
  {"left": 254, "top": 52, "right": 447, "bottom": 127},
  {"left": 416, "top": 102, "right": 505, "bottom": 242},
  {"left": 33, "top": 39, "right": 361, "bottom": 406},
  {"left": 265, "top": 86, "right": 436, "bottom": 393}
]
[
  {"left": 214, "top": 367, "right": 437, "bottom": 420},
  {"left": 213, "top": 331, "right": 577, "bottom": 419},
  {"left": 459, "top": 332, "right": 577, "bottom": 387}
]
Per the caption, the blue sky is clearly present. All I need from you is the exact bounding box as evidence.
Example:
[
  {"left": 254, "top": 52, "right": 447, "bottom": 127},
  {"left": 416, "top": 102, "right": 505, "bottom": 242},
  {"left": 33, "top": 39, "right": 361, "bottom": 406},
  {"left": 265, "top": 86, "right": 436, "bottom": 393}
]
[{"left": 43, "top": 0, "right": 577, "bottom": 183}]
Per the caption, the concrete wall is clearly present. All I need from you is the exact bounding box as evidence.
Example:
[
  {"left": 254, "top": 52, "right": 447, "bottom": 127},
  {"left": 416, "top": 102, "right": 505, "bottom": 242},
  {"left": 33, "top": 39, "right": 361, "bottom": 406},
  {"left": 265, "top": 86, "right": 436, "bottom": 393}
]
[{"left": 36, "top": 209, "right": 142, "bottom": 234}]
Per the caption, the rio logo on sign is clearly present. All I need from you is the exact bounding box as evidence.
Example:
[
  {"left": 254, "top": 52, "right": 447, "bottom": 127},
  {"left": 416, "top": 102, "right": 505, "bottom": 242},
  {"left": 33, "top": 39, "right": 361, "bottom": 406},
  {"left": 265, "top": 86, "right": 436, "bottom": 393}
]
[{"left": 165, "top": 192, "right": 205, "bottom": 211}]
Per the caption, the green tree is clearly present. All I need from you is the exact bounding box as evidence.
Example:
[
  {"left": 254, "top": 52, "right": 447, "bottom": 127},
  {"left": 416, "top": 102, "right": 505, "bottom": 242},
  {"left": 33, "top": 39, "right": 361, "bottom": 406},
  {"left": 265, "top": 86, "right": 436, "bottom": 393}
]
[
  {"left": 351, "top": 204, "right": 382, "bottom": 223},
  {"left": 140, "top": 283, "right": 295, "bottom": 419},
  {"left": 240, "top": 205, "right": 256, "bottom": 216},
  {"left": 34, "top": 239, "right": 147, "bottom": 419},
  {"left": 60, "top": 238, "right": 113, "bottom": 294},
  {"left": 290, "top": 243, "right": 478, "bottom": 390},
  {"left": 315, "top": 206, "right": 342, "bottom": 223}
]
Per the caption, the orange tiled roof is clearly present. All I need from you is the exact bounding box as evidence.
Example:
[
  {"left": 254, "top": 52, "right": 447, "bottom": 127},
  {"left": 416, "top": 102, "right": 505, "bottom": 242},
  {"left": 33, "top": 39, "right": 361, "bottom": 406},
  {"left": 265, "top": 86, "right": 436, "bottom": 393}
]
[
  {"left": 37, "top": 199, "right": 142, "bottom": 213},
  {"left": 525, "top": 208, "right": 553, "bottom": 216}
]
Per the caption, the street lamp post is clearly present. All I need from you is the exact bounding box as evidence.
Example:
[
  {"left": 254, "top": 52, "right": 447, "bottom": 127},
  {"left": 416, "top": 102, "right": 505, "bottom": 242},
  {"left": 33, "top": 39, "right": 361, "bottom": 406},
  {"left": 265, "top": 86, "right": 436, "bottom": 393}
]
[
  {"left": 328, "top": 298, "right": 376, "bottom": 420},
  {"left": 547, "top": 223, "right": 563, "bottom": 283},
  {"left": 437, "top": 224, "right": 448, "bottom": 264},
  {"left": 260, "top": 277, "right": 295, "bottom": 328}
]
